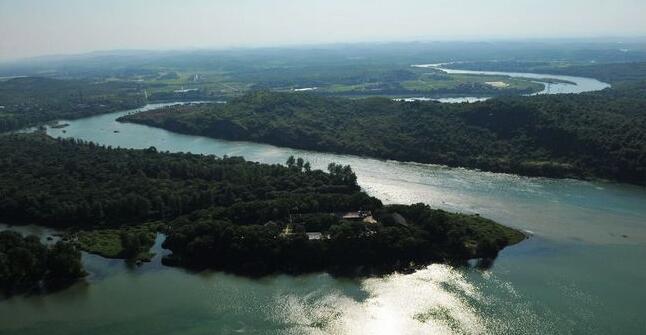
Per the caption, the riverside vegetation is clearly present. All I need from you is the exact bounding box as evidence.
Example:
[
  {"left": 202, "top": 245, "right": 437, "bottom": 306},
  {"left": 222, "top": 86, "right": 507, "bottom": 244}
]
[
  {"left": 0, "top": 77, "right": 144, "bottom": 132},
  {"left": 3, "top": 50, "right": 642, "bottom": 293},
  {"left": 119, "top": 86, "right": 646, "bottom": 185},
  {"left": 0, "top": 133, "right": 524, "bottom": 284},
  {"left": 0, "top": 231, "right": 84, "bottom": 296}
]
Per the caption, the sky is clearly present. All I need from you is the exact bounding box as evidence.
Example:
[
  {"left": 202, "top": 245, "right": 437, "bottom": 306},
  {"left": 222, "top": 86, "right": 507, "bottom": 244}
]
[{"left": 1, "top": 0, "right": 645, "bottom": 61}]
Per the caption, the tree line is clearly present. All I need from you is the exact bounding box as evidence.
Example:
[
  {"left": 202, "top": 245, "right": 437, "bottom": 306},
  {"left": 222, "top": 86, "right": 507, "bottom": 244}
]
[
  {"left": 120, "top": 88, "right": 646, "bottom": 185},
  {"left": 162, "top": 203, "right": 524, "bottom": 276},
  {"left": 0, "top": 77, "right": 144, "bottom": 132},
  {"left": 0, "top": 134, "right": 367, "bottom": 228},
  {"left": 0, "top": 231, "right": 84, "bottom": 296},
  {"left": 0, "top": 134, "right": 523, "bottom": 278}
]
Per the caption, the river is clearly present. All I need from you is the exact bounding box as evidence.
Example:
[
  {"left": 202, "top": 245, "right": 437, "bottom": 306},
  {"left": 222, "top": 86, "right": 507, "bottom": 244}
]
[
  {"left": 409, "top": 64, "right": 611, "bottom": 102},
  {"left": 1, "top": 73, "right": 644, "bottom": 334}
]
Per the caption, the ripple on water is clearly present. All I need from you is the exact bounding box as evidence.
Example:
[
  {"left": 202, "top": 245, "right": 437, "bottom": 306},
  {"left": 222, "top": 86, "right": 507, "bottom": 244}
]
[
  {"left": 270, "top": 265, "right": 508, "bottom": 334},
  {"left": 19, "top": 100, "right": 646, "bottom": 334}
]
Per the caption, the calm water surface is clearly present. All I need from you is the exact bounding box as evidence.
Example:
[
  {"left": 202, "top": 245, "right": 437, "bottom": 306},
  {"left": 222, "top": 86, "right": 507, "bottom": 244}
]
[
  {"left": 1, "top": 95, "right": 645, "bottom": 334},
  {"left": 409, "top": 64, "right": 611, "bottom": 102}
]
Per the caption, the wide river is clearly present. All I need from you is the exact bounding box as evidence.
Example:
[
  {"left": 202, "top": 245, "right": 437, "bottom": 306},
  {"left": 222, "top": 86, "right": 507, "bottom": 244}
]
[{"left": 1, "top": 72, "right": 644, "bottom": 334}]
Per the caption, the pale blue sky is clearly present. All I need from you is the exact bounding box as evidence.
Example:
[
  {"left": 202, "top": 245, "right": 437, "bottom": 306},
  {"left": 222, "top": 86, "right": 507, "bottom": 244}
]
[{"left": 1, "top": 0, "right": 645, "bottom": 60}]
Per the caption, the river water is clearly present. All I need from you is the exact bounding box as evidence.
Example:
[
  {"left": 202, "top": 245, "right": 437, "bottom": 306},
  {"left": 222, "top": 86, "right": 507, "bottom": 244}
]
[
  {"left": 409, "top": 64, "right": 611, "bottom": 102},
  {"left": 1, "top": 75, "right": 644, "bottom": 334}
]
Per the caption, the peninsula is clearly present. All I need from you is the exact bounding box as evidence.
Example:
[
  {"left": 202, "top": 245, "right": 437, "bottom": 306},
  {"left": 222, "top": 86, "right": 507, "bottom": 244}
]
[{"left": 0, "top": 133, "right": 524, "bottom": 280}]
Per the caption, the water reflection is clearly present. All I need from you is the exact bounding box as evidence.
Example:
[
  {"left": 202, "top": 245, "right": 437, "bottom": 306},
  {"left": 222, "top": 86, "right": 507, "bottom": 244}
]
[
  {"left": 2, "top": 86, "right": 646, "bottom": 333},
  {"left": 275, "top": 265, "right": 491, "bottom": 334}
]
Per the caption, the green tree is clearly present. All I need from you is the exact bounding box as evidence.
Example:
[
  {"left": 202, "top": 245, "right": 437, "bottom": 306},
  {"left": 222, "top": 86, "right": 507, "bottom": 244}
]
[{"left": 286, "top": 155, "right": 296, "bottom": 168}]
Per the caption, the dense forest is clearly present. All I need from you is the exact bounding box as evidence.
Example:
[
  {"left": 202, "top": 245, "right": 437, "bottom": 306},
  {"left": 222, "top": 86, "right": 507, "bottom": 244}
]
[
  {"left": 0, "top": 134, "right": 523, "bottom": 276},
  {"left": 0, "top": 77, "right": 144, "bottom": 132},
  {"left": 120, "top": 88, "right": 646, "bottom": 185},
  {"left": 0, "top": 231, "right": 84, "bottom": 296},
  {"left": 162, "top": 203, "right": 524, "bottom": 275},
  {"left": 0, "top": 133, "right": 372, "bottom": 227}
]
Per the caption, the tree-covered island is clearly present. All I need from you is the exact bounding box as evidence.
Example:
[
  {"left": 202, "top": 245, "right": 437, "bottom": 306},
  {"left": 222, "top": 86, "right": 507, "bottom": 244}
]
[{"left": 0, "top": 133, "right": 524, "bottom": 283}]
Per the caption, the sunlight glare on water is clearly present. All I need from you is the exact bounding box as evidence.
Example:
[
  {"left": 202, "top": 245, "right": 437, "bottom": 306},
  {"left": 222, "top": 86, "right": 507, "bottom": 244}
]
[
  {"left": 275, "top": 265, "right": 488, "bottom": 335},
  {"left": 12, "top": 99, "right": 644, "bottom": 334}
]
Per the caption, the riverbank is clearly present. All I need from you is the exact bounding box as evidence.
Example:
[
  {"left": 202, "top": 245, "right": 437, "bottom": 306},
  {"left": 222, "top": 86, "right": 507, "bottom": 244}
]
[
  {"left": 0, "top": 133, "right": 524, "bottom": 278},
  {"left": 413, "top": 63, "right": 610, "bottom": 94},
  {"left": 118, "top": 90, "right": 645, "bottom": 186},
  {"left": 2, "top": 100, "right": 645, "bottom": 334},
  {"left": 0, "top": 229, "right": 85, "bottom": 296}
]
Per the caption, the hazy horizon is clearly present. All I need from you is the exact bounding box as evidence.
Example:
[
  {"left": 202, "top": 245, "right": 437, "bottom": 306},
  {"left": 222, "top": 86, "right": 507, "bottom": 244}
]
[{"left": 1, "top": 0, "right": 646, "bottom": 61}]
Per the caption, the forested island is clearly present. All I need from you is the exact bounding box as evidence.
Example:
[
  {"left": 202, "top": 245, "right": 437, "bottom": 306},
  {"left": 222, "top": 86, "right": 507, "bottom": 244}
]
[
  {"left": 0, "top": 133, "right": 524, "bottom": 282},
  {"left": 119, "top": 88, "right": 646, "bottom": 185}
]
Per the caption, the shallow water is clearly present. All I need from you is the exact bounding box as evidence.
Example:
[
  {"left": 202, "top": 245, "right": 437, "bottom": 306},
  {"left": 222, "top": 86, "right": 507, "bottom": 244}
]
[{"left": 1, "top": 95, "right": 645, "bottom": 334}]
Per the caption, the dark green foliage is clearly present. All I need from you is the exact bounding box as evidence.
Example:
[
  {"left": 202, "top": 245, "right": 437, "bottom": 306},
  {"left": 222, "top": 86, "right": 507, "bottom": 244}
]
[
  {"left": 0, "top": 133, "right": 369, "bottom": 228},
  {"left": 0, "top": 134, "right": 523, "bottom": 276},
  {"left": 121, "top": 89, "right": 646, "bottom": 185},
  {"left": 45, "top": 242, "right": 85, "bottom": 282},
  {"left": 71, "top": 225, "right": 158, "bottom": 260},
  {"left": 119, "top": 232, "right": 144, "bottom": 258},
  {"left": 0, "top": 77, "right": 144, "bottom": 132},
  {"left": 0, "top": 231, "right": 84, "bottom": 296},
  {"left": 161, "top": 203, "right": 524, "bottom": 276}
]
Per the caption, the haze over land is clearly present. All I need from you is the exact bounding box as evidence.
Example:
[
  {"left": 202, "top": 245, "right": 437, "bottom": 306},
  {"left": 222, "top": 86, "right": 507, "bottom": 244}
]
[{"left": 1, "top": 0, "right": 646, "bottom": 60}]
